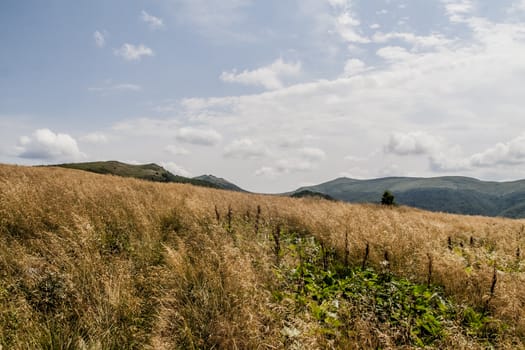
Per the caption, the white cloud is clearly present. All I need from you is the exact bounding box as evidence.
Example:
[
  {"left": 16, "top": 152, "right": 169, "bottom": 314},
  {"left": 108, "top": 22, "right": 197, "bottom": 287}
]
[
  {"left": 376, "top": 46, "right": 414, "bottom": 61},
  {"left": 276, "top": 159, "right": 317, "bottom": 172},
  {"left": 80, "top": 132, "right": 109, "bottom": 144},
  {"left": 326, "top": 0, "right": 350, "bottom": 7},
  {"left": 220, "top": 58, "right": 301, "bottom": 90},
  {"left": 176, "top": 127, "right": 222, "bottom": 146},
  {"left": 441, "top": 0, "right": 475, "bottom": 22},
  {"left": 383, "top": 132, "right": 467, "bottom": 173},
  {"left": 160, "top": 161, "right": 191, "bottom": 177},
  {"left": 342, "top": 58, "right": 368, "bottom": 77},
  {"left": 429, "top": 153, "right": 469, "bottom": 172},
  {"left": 224, "top": 138, "right": 268, "bottom": 159},
  {"left": 164, "top": 145, "right": 190, "bottom": 156},
  {"left": 254, "top": 166, "right": 279, "bottom": 178},
  {"left": 114, "top": 44, "right": 154, "bottom": 61},
  {"left": 141, "top": 11, "right": 164, "bottom": 29},
  {"left": 16, "top": 129, "right": 85, "bottom": 161},
  {"left": 384, "top": 132, "right": 441, "bottom": 156},
  {"left": 386, "top": 132, "right": 525, "bottom": 172},
  {"left": 93, "top": 30, "right": 106, "bottom": 48},
  {"left": 88, "top": 83, "right": 142, "bottom": 94},
  {"left": 334, "top": 11, "right": 369, "bottom": 44},
  {"left": 255, "top": 159, "right": 316, "bottom": 177},
  {"left": 299, "top": 0, "right": 369, "bottom": 53},
  {"left": 254, "top": 147, "right": 325, "bottom": 178},
  {"left": 372, "top": 32, "right": 452, "bottom": 50},
  {"left": 470, "top": 135, "right": 525, "bottom": 167}
]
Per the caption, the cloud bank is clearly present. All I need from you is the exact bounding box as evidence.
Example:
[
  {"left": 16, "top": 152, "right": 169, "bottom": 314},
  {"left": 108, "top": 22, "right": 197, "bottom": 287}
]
[{"left": 17, "top": 129, "right": 85, "bottom": 161}]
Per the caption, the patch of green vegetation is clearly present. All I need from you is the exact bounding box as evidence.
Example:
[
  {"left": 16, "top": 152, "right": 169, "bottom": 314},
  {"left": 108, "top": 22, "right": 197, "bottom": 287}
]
[
  {"left": 461, "top": 306, "right": 503, "bottom": 341},
  {"left": 274, "top": 231, "right": 500, "bottom": 347}
]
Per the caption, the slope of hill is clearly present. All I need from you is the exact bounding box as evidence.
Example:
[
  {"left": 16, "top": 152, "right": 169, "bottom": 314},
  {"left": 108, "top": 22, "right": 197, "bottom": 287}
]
[
  {"left": 290, "top": 189, "right": 335, "bottom": 201},
  {"left": 1, "top": 164, "right": 524, "bottom": 349},
  {"left": 193, "top": 174, "right": 247, "bottom": 192},
  {"left": 295, "top": 176, "right": 525, "bottom": 218},
  {"left": 55, "top": 161, "right": 226, "bottom": 189}
]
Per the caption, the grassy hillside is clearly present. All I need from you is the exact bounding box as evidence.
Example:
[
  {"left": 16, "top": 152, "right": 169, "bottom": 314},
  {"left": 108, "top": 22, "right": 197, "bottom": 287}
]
[
  {"left": 1, "top": 164, "right": 525, "bottom": 348},
  {"left": 297, "top": 176, "right": 525, "bottom": 218},
  {"left": 290, "top": 189, "right": 335, "bottom": 201},
  {"left": 193, "top": 174, "right": 247, "bottom": 192},
  {"left": 56, "top": 161, "right": 223, "bottom": 189}
]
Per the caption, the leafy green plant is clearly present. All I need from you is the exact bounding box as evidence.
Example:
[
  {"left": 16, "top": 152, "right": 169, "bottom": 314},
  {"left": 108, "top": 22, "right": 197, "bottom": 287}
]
[
  {"left": 272, "top": 229, "right": 503, "bottom": 347},
  {"left": 462, "top": 306, "right": 502, "bottom": 340}
]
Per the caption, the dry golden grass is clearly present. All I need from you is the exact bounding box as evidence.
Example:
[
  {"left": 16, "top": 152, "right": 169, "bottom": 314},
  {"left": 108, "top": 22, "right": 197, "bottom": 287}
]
[{"left": 0, "top": 164, "right": 524, "bottom": 349}]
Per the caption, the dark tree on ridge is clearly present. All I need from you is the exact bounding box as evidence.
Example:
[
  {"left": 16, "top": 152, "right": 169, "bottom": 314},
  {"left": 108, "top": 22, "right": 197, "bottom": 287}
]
[{"left": 381, "top": 190, "right": 395, "bottom": 206}]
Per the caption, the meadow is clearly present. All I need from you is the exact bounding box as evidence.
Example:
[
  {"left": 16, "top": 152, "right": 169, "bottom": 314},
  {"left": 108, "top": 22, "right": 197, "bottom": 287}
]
[{"left": 0, "top": 164, "right": 524, "bottom": 349}]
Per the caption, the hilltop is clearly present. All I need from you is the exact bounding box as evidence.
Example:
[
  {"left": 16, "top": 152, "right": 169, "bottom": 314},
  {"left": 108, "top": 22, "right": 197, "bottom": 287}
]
[
  {"left": 1, "top": 164, "right": 524, "bottom": 349},
  {"left": 55, "top": 161, "right": 245, "bottom": 192},
  {"left": 290, "top": 189, "right": 335, "bottom": 201},
  {"left": 193, "top": 174, "right": 247, "bottom": 192},
  {"left": 295, "top": 176, "right": 525, "bottom": 218}
]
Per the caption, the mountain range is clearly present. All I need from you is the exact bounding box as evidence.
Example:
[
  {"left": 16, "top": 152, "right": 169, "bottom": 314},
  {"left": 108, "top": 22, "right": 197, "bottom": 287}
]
[
  {"left": 55, "top": 161, "right": 246, "bottom": 192},
  {"left": 295, "top": 176, "right": 525, "bottom": 218},
  {"left": 54, "top": 161, "right": 525, "bottom": 218}
]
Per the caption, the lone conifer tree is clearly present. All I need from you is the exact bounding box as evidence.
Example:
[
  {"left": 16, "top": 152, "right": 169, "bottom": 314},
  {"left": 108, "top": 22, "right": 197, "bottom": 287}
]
[{"left": 381, "top": 190, "right": 395, "bottom": 206}]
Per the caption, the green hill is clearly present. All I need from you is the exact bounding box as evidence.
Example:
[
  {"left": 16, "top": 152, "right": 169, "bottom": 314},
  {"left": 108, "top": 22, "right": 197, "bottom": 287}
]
[
  {"left": 290, "top": 189, "right": 335, "bottom": 201},
  {"left": 193, "top": 174, "right": 247, "bottom": 192},
  {"left": 294, "top": 176, "right": 525, "bottom": 218},
  {"left": 55, "top": 161, "right": 222, "bottom": 189}
]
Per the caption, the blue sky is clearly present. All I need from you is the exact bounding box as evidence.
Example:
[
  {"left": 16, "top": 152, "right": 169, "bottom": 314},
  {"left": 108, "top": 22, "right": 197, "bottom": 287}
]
[{"left": 2, "top": 0, "right": 525, "bottom": 192}]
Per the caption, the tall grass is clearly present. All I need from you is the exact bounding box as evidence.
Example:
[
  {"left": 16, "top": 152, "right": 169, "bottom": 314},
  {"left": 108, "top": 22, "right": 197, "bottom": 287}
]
[{"left": 0, "top": 164, "right": 524, "bottom": 348}]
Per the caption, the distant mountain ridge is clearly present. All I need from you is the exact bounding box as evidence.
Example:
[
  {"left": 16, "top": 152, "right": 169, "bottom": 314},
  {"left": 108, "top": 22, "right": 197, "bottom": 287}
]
[
  {"left": 55, "top": 161, "right": 245, "bottom": 192},
  {"left": 53, "top": 162, "right": 525, "bottom": 218},
  {"left": 193, "top": 174, "right": 247, "bottom": 192},
  {"left": 293, "top": 176, "right": 525, "bottom": 218}
]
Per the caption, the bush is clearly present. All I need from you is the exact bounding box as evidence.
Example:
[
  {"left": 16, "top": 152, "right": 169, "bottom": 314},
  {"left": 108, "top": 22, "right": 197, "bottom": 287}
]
[{"left": 381, "top": 191, "right": 395, "bottom": 206}]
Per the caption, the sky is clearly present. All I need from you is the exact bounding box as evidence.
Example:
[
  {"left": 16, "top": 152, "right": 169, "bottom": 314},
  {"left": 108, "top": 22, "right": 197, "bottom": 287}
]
[{"left": 2, "top": 0, "right": 525, "bottom": 193}]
